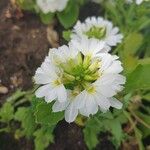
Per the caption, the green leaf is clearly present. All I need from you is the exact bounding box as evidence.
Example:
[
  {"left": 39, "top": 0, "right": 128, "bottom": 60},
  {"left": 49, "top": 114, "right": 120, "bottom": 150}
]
[
  {"left": 34, "top": 101, "right": 64, "bottom": 126},
  {"left": 124, "top": 33, "right": 143, "bottom": 55},
  {"left": 120, "top": 32, "right": 143, "bottom": 73},
  {"left": 15, "top": 107, "right": 36, "bottom": 137},
  {"left": 57, "top": 0, "right": 79, "bottom": 28},
  {"left": 39, "top": 12, "right": 54, "bottom": 24},
  {"left": 16, "top": 0, "right": 35, "bottom": 11},
  {"left": 139, "top": 125, "right": 150, "bottom": 138},
  {"left": 62, "top": 30, "right": 72, "bottom": 41},
  {"left": 125, "top": 64, "right": 150, "bottom": 93},
  {"left": 0, "top": 102, "right": 14, "bottom": 122},
  {"left": 139, "top": 58, "right": 150, "bottom": 65},
  {"left": 76, "top": 0, "right": 87, "bottom": 5},
  {"left": 116, "top": 113, "right": 128, "bottom": 124},
  {"left": 98, "top": 111, "right": 114, "bottom": 119},
  {"left": 122, "top": 93, "right": 132, "bottom": 108},
  {"left": 34, "top": 126, "right": 54, "bottom": 150},
  {"left": 143, "top": 93, "right": 150, "bottom": 101},
  {"left": 83, "top": 119, "right": 101, "bottom": 150},
  {"left": 110, "top": 119, "right": 123, "bottom": 147},
  {"left": 135, "top": 128, "right": 144, "bottom": 150},
  {"left": 122, "top": 54, "right": 138, "bottom": 74}
]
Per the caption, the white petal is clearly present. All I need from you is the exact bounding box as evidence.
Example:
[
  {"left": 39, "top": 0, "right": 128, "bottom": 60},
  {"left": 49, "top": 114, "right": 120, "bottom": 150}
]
[
  {"left": 35, "top": 84, "right": 52, "bottom": 98},
  {"left": 56, "top": 84, "right": 67, "bottom": 102},
  {"left": 109, "top": 97, "right": 123, "bottom": 109},
  {"left": 136, "top": 0, "right": 143, "bottom": 5},
  {"left": 52, "top": 101, "right": 69, "bottom": 112},
  {"left": 79, "top": 107, "right": 89, "bottom": 117},
  {"left": 94, "top": 94, "right": 111, "bottom": 111},
  {"left": 85, "top": 95, "right": 98, "bottom": 115},
  {"left": 34, "top": 73, "right": 52, "bottom": 84},
  {"left": 36, "top": 0, "right": 68, "bottom": 13},
  {"left": 114, "top": 74, "right": 126, "bottom": 85},
  {"left": 78, "top": 92, "right": 98, "bottom": 116},
  {"left": 95, "top": 74, "right": 115, "bottom": 85},
  {"left": 65, "top": 103, "right": 78, "bottom": 123},
  {"left": 98, "top": 85, "right": 116, "bottom": 97},
  {"left": 105, "top": 61, "right": 123, "bottom": 74},
  {"left": 41, "top": 61, "right": 55, "bottom": 75},
  {"left": 44, "top": 89, "right": 57, "bottom": 103},
  {"left": 100, "top": 54, "right": 112, "bottom": 71},
  {"left": 73, "top": 91, "right": 87, "bottom": 109}
]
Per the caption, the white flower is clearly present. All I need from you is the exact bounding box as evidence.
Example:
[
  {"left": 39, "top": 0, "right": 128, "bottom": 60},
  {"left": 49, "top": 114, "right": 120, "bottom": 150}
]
[
  {"left": 126, "top": 0, "right": 144, "bottom": 4},
  {"left": 36, "top": 0, "right": 69, "bottom": 14},
  {"left": 34, "top": 40, "right": 125, "bottom": 123},
  {"left": 34, "top": 56, "right": 67, "bottom": 103},
  {"left": 136, "top": 0, "right": 143, "bottom": 4},
  {"left": 71, "top": 17, "right": 123, "bottom": 51}
]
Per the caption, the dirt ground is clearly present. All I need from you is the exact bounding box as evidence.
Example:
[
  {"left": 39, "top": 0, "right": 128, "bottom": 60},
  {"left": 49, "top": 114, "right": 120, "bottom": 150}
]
[{"left": 0, "top": 1, "right": 116, "bottom": 150}]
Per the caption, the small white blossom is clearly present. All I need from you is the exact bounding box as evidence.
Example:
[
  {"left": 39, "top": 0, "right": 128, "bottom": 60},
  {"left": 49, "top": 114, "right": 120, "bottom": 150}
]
[
  {"left": 36, "top": 0, "right": 69, "bottom": 14},
  {"left": 71, "top": 17, "right": 123, "bottom": 51}
]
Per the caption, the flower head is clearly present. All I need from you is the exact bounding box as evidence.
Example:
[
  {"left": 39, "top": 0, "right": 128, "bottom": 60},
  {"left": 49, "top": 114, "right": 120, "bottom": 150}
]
[
  {"left": 34, "top": 39, "right": 125, "bottom": 122},
  {"left": 71, "top": 17, "right": 123, "bottom": 51},
  {"left": 36, "top": 0, "right": 69, "bottom": 14}
]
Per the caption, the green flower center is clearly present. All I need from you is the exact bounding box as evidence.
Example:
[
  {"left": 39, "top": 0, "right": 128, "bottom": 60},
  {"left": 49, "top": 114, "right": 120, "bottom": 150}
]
[
  {"left": 53, "top": 78, "right": 62, "bottom": 86},
  {"left": 84, "top": 26, "right": 106, "bottom": 39},
  {"left": 57, "top": 52, "right": 101, "bottom": 92}
]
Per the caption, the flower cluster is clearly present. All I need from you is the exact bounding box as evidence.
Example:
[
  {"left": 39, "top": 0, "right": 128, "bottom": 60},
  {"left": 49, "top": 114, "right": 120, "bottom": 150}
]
[
  {"left": 36, "top": 0, "right": 69, "bottom": 14},
  {"left": 34, "top": 16, "right": 126, "bottom": 122}
]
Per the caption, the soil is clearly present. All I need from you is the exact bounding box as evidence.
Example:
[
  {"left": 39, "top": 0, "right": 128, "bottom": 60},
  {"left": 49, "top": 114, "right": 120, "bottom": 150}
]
[{"left": 0, "top": 1, "right": 116, "bottom": 150}]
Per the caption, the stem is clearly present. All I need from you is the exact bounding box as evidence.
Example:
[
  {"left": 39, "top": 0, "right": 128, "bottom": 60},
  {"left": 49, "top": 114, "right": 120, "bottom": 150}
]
[
  {"left": 0, "top": 127, "right": 10, "bottom": 133},
  {"left": 123, "top": 110, "right": 136, "bottom": 130},
  {"left": 123, "top": 111, "right": 144, "bottom": 150},
  {"left": 14, "top": 98, "right": 28, "bottom": 107},
  {"left": 6, "top": 90, "right": 26, "bottom": 103},
  {"left": 129, "top": 108, "right": 150, "bottom": 129}
]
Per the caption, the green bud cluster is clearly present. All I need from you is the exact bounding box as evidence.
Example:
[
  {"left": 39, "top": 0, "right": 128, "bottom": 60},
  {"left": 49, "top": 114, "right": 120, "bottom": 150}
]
[
  {"left": 58, "top": 52, "right": 101, "bottom": 91},
  {"left": 84, "top": 26, "right": 106, "bottom": 39}
]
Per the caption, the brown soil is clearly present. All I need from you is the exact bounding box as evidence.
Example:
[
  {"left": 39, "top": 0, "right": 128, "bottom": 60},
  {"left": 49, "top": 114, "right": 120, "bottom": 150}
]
[
  {"left": 0, "top": 1, "right": 114, "bottom": 150},
  {"left": 0, "top": 1, "right": 50, "bottom": 104}
]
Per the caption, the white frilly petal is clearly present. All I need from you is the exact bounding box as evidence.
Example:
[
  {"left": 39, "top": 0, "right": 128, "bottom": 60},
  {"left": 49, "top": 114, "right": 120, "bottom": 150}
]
[
  {"left": 95, "top": 93, "right": 111, "bottom": 111},
  {"left": 109, "top": 97, "right": 123, "bottom": 109},
  {"left": 56, "top": 84, "right": 67, "bottom": 102},
  {"left": 35, "top": 84, "right": 52, "bottom": 98},
  {"left": 52, "top": 101, "right": 69, "bottom": 112},
  {"left": 65, "top": 103, "right": 78, "bottom": 123}
]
